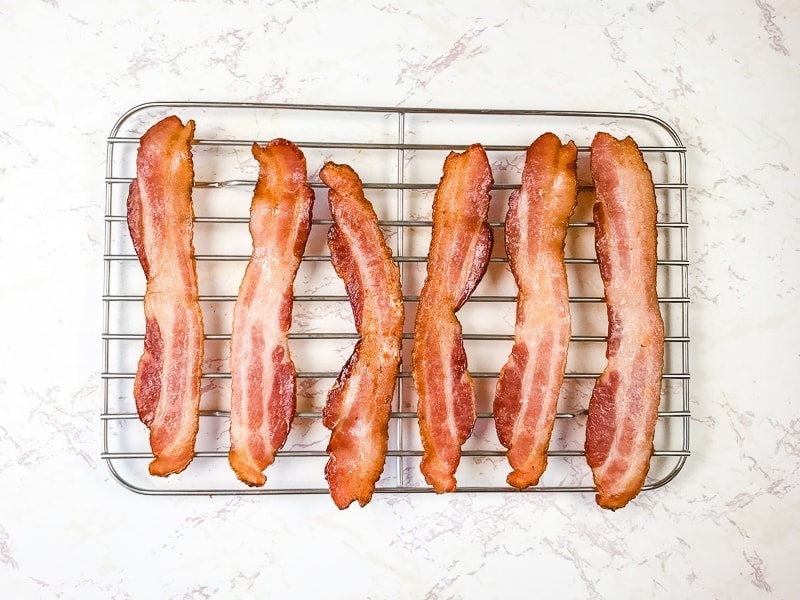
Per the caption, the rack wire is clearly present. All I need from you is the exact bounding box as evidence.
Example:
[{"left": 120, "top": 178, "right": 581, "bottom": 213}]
[{"left": 102, "top": 102, "right": 690, "bottom": 497}]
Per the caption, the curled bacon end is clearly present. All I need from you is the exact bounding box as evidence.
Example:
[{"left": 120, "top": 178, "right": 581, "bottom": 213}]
[
  {"left": 127, "top": 115, "right": 203, "bottom": 477},
  {"left": 228, "top": 139, "right": 314, "bottom": 487},
  {"left": 494, "top": 133, "right": 578, "bottom": 489},
  {"left": 319, "top": 162, "right": 404, "bottom": 509},
  {"left": 585, "top": 132, "right": 665, "bottom": 510},
  {"left": 413, "top": 144, "right": 494, "bottom": 493}
]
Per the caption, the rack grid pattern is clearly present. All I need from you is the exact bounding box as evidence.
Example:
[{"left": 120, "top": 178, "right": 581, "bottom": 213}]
[{"left": 102, "top": 102, "right": 690, "bottom": 496}]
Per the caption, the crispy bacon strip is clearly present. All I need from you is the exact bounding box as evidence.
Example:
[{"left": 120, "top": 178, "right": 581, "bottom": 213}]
[
  {"left": 413, "top": 144, "right": 494, "bottom": 493},
  {"left": 228, "top": 140, "right": 314, "bottom": 487},
  {"left": 585, "top": 132, "right": 665, "bottom": 510},
  {"left": 127, "top": 115, "right": 203, "bottom": 477},
  {"left": 319, "top": 162, "right": 404, "bottom": 509},
  {"left": 494, "top": 133, "right": 578, "bottom": 489}
]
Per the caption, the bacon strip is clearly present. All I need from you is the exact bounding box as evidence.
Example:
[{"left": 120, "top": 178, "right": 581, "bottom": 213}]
[
  {"left": 127, "top": 115, "right": 203, "bottom": 477},
  {"left": 319, "top": 162, "right": 404, "bottom": 509},
  {"left": 585, "top": 132, "right": 665, "bottom": 510},
  {"left": 413, "top": 144, "right": 494, "bottom": 493},
  {"left": 228, "top": 140, "right": 314, "bottom": 487},
  {"left": 493, "top": 133, "right": 578, "bottom": 489}
]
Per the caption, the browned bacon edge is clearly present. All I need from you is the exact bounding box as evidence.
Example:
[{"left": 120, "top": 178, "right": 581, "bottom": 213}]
[
  {"left": 127, "top": 115, "right": 204, "bottom": 477},
  {"left": 319, "top": 162, "right": 404, "bottom": 509},
  {"left": 584, "top": 132, "right": 665, "bottom": 510},
  {"left": 412, "top": 144, "right": 494, "bottom": 493},
  {"left": 493, "top": 133, "right": 578, "bottom": 489},
  {"left": 227, "top": 139, "right": 314, "bottom": 487}
]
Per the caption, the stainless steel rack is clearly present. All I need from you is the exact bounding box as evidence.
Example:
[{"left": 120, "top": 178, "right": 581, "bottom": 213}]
[{"left": 102, "top": 102, "right": 690, "bottom": 497}]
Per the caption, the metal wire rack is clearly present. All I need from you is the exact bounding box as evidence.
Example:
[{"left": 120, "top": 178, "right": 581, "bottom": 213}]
[{"left": 102, "top": 102, "right": 690, "bottom": 497}]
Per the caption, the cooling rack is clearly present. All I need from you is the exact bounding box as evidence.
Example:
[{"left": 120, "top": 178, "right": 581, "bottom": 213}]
[{"left": 102, "top": 102, "right": 690, "bottom": 497}]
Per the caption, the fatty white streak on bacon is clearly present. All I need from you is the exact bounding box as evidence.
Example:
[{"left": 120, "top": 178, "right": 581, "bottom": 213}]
[
  {"left": 228, "top": 140, "right": 314, "bottom": 487},
  {"left": 584, "top": 132, "right": 665, "bottom": 510},
  {"left": 127, "top": 115, "right": 204, "bottom": 477},
  {"left": 319, "top": 162, "right": 404, "bottom": 509},
  {"left": 493, "top": 133, "right": 578, "bottom": 489}
]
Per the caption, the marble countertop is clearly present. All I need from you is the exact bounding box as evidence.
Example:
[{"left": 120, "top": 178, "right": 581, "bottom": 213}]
[{"left": 1, "top": 1, "right": 798, "bottom": 598}]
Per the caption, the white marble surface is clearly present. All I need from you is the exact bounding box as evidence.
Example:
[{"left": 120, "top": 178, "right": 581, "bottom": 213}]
[{"left": 1, "top": 0, "right": 799, "bottom": 597}]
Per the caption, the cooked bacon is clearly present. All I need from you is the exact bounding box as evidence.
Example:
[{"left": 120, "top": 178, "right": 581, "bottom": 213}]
[
  {"left": 584, "top": 132, "right": 665, "bottom": 510},
  {"left": 319, "top": 162, "right": 404, "bottom": 509},
  {"left": 494, "top": 133, "right": 578, "bottom": 489},
  {"left": 127, "top": 115, "right": 203, "bottom": 476},
  {"left": 228, "top": 140, "right": 314, "bottom": 487},
  {"left": 412, "top": 144, "right": 494, "bottom": 493}
]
